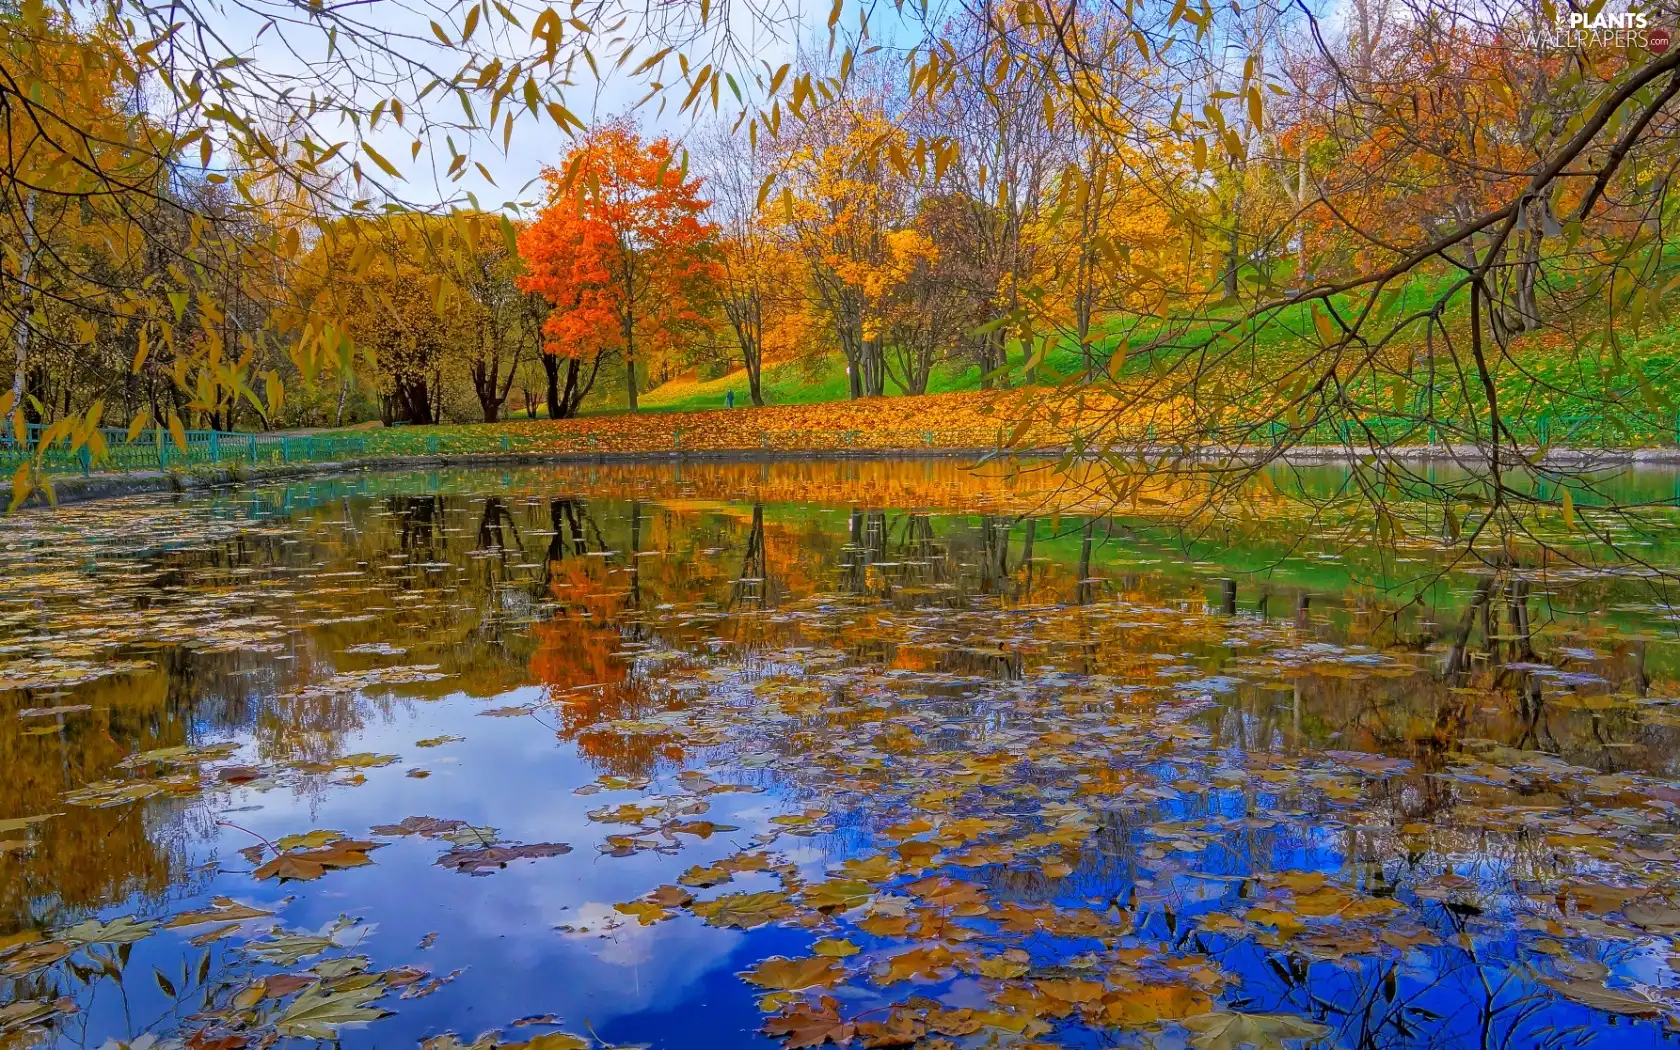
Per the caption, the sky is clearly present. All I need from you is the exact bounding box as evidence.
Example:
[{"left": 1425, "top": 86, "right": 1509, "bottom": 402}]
[{"left": 203, "top": 0, "right": 834, "bottom": 211}]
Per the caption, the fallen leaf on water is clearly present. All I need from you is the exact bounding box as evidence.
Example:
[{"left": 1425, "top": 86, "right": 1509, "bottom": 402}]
[
  {"left": 975, "top": 950, "right": 1029, "bottom": 979},
  {"left": 434, "top": 842, "right": 572, "bottom": 876},
  {"left": 646, "top": 885, "right": 693, "bottom": 907},
  {"left": 55, "top": 915, "right": 159, "bottom": 945},
  {"left": 1540, "top": 977, "right": 1668, "bottom": 1017},
  {"left": 691, "top": 891, "right": 796, "bottom": 930},
  {"left": 854, "top": 1009, "right": 924, "bottom": 1049},
  {"left": 0, "top": 814, "right": 57, "bottom": 835},
  {"left": 416, "top": 736, "right": 465, "bottom": 747},
  {"left": 1033, "top": 977, "right": 1106, "bottom": 1004},
  {"left": 273, "top": 984, "right": 392, "bottom": 1038},
  {"left": 743, "top": 956, "right": 847, "bottom": 992},
  {"left": 274, "top": 830, "right": 346, "bottom": 851},
  {"left": 0, "top": 998, "right": 59, "bottom": 1032},
  {"left": 812, "top": 938, "right": 860, "bottom": 958},
  {"left": 313, "top": 957, "right": 372, "bottom": 979},
  {"left": 254, "top": 840, "right": 381, "bottom": 882},
  {"left": 400, "top": 967, "right": 465, "bottom": 999},
  {"left": 17, "top": 704, "right": 92, "bottom": 719},
  {"left": 421, "top": 1033, "right": 501, "bottom": 1050},
  {"left": 763, "top": 997, "right": 854, "bottom": 1049},
  {"left": 614, "top": 900, "right": 669, "bottom": 925},
  {"left": 1180, "top": 1011, "right": 1332, "bottom": 1050},
  {"left": 261, "top": 973, "right": 318, "bottom": 999},
  {"left": 503, "top": 1033, "right": 590, "bottom": 1049},
  {"left": 370, "top": 815, "right": 468, "bottom": 838},
  {"left": 679, "top": 862, "right": 733, "bottom": 888},
  {"left": 2, "top": 941, "right": 71, "bottom": 976},
  {"left": 802, "top": 879, "right": 873, "bottom": 912},
  {"left": 166, "top": 899, "right": 274, "bottom": 928},
  {"left": 875, "top": 945, "right": 969, "bottom": 985},
  {"left": 1099, "top": 982, "right": 1214, "bottom": 1025}
]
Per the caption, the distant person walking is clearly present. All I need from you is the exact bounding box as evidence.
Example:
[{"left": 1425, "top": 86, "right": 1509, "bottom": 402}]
[{"left": 725, "top": 389, "right": 735, "bottom": 409}]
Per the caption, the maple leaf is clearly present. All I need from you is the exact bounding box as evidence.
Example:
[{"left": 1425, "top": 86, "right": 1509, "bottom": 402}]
[
  {"left": 691, "top": 891, "right": 795, "bottom": 929},
  {"left": 801, "top": 879, "right": 873, "bottom": 911},
  {"left": 1540, "top": 978, "right": 1668, "bottom": 1017},
  {"left": 272, "top": 984, "right": 392, "bottom": 1038},
  {"left": 743, "top": 956, "right": 847, "bottom": 991},
  {"left": 613, "top": 900, "right": 669, "bottom": 925},
  {"left": 874, "top": 945, "right": 970, "bottom": 985},
  {"left": 253, "top": 840, "right": 380, "bottom": 881},
  {"left": 503, "top": 1033, "right": 591, "bottom": 1049},
  {"left": 855, "top": 1009, "right": 924, "bottom": 1048},
  {"left": 55, "top": 915, "right": 158, "bottom": 945},
  {"left": 0, "top": 999, "right": 62, "bottom": 1033},
  {"left": 433, "top": 842, "right": 572, "bottom": 875},
  {"left": 763, "top": 997, "right": 854, "bottom": 1048},
  {"left": 273, "top": 829, "right": 346, "bottom": 851},
  {"left": 1180, "top": 1011, "right": 1332, "bottom": 1050},
  {"left": 1032, "top": 978, "right": 1106, "bottom": 1004}
]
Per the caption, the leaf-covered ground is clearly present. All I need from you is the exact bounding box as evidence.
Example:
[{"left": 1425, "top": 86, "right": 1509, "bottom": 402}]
[{"left": 1, "top": 463, "right": 1678, "bottom": 1050}]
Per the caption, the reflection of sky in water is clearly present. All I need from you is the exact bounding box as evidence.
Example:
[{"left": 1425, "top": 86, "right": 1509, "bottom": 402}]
[{"left": 4, "top": 464, "right": 1680, "bottom": 1049}]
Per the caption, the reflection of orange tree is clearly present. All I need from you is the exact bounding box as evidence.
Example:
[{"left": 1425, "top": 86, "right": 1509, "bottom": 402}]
[{"left": 529, "top": 559, "right": 678, "bottom": 778}]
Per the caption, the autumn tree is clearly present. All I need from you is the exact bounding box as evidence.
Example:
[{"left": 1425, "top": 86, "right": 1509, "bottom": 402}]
[
  {"left": 778, "top": 93, "right": 925, "bottom": 399},
  {"left": 445, "top": 215, "right": 539, "bottom": 423},
  {"left": 516, "top": 193, "right": 615, "bottom": 419},
  {"left": 520, "top": 123, "right": 717, "bottom": 413},
  {"left": 698, "top": 126, "right": 804, "bottom": 406}
]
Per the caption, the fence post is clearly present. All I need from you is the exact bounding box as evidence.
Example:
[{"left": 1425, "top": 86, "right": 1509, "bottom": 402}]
[
  {"left": 79, "top": 445, "right": 91, "bottom": 477},
  {"left": 281, "top": 437, "right": 290, "bottom": 464},
  {"left": 209, "top": 431, "right": 220, "bottom": 465},
  {"left": 249, "top": 434, "right": 257, "bottom": 461},
  {"left": 156, "top": 426, "right": 166, "bottom": 469}
]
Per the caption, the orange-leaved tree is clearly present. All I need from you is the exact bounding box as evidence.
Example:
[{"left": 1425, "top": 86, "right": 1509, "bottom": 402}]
[{"left": 519, "top": 122, "right": 717, "bottom": 414}]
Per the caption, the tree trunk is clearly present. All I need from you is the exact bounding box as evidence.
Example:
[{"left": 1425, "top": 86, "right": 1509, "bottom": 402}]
[
  {"left": 542, "top": 353, "right": 561, "bottom": 420},
  {"left": 559, "top": 357, "right": 581, "bottom": 418},
  {"left": 623, "top": 307, "right": 639, "bottom": 412},
  {"left": 862, "top": 335, "right": 886, "bottom": 397}
]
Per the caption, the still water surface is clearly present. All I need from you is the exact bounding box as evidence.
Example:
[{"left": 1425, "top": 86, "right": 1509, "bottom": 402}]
[{"left": 2, "top": 460, "right": 1680, "bottom": 1050}]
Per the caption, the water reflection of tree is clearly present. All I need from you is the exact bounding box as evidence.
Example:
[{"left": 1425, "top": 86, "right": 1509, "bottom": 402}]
[
  {"left": 0, "top": 673, "right": 183, "bottom": 931},
  {"left": 529, "top": 498, "right": 673, "bottom": 777},
  {"left": 729, "top": 504, "right": 769, "bottom": 610}
]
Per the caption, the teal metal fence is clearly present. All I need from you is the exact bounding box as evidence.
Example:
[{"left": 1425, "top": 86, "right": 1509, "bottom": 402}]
[{"left": 0, "top": 425, "right": 368, "bottom": 476}]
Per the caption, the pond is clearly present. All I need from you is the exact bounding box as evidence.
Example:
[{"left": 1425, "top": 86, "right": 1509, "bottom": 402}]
[{"left": 2, "top": 458, "right": 1680, "bottom": 1050}]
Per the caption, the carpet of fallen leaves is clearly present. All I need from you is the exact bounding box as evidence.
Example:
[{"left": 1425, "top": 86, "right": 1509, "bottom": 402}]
[{"left": 351, "top": 390, "right": 1147, "bottom": 457}]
